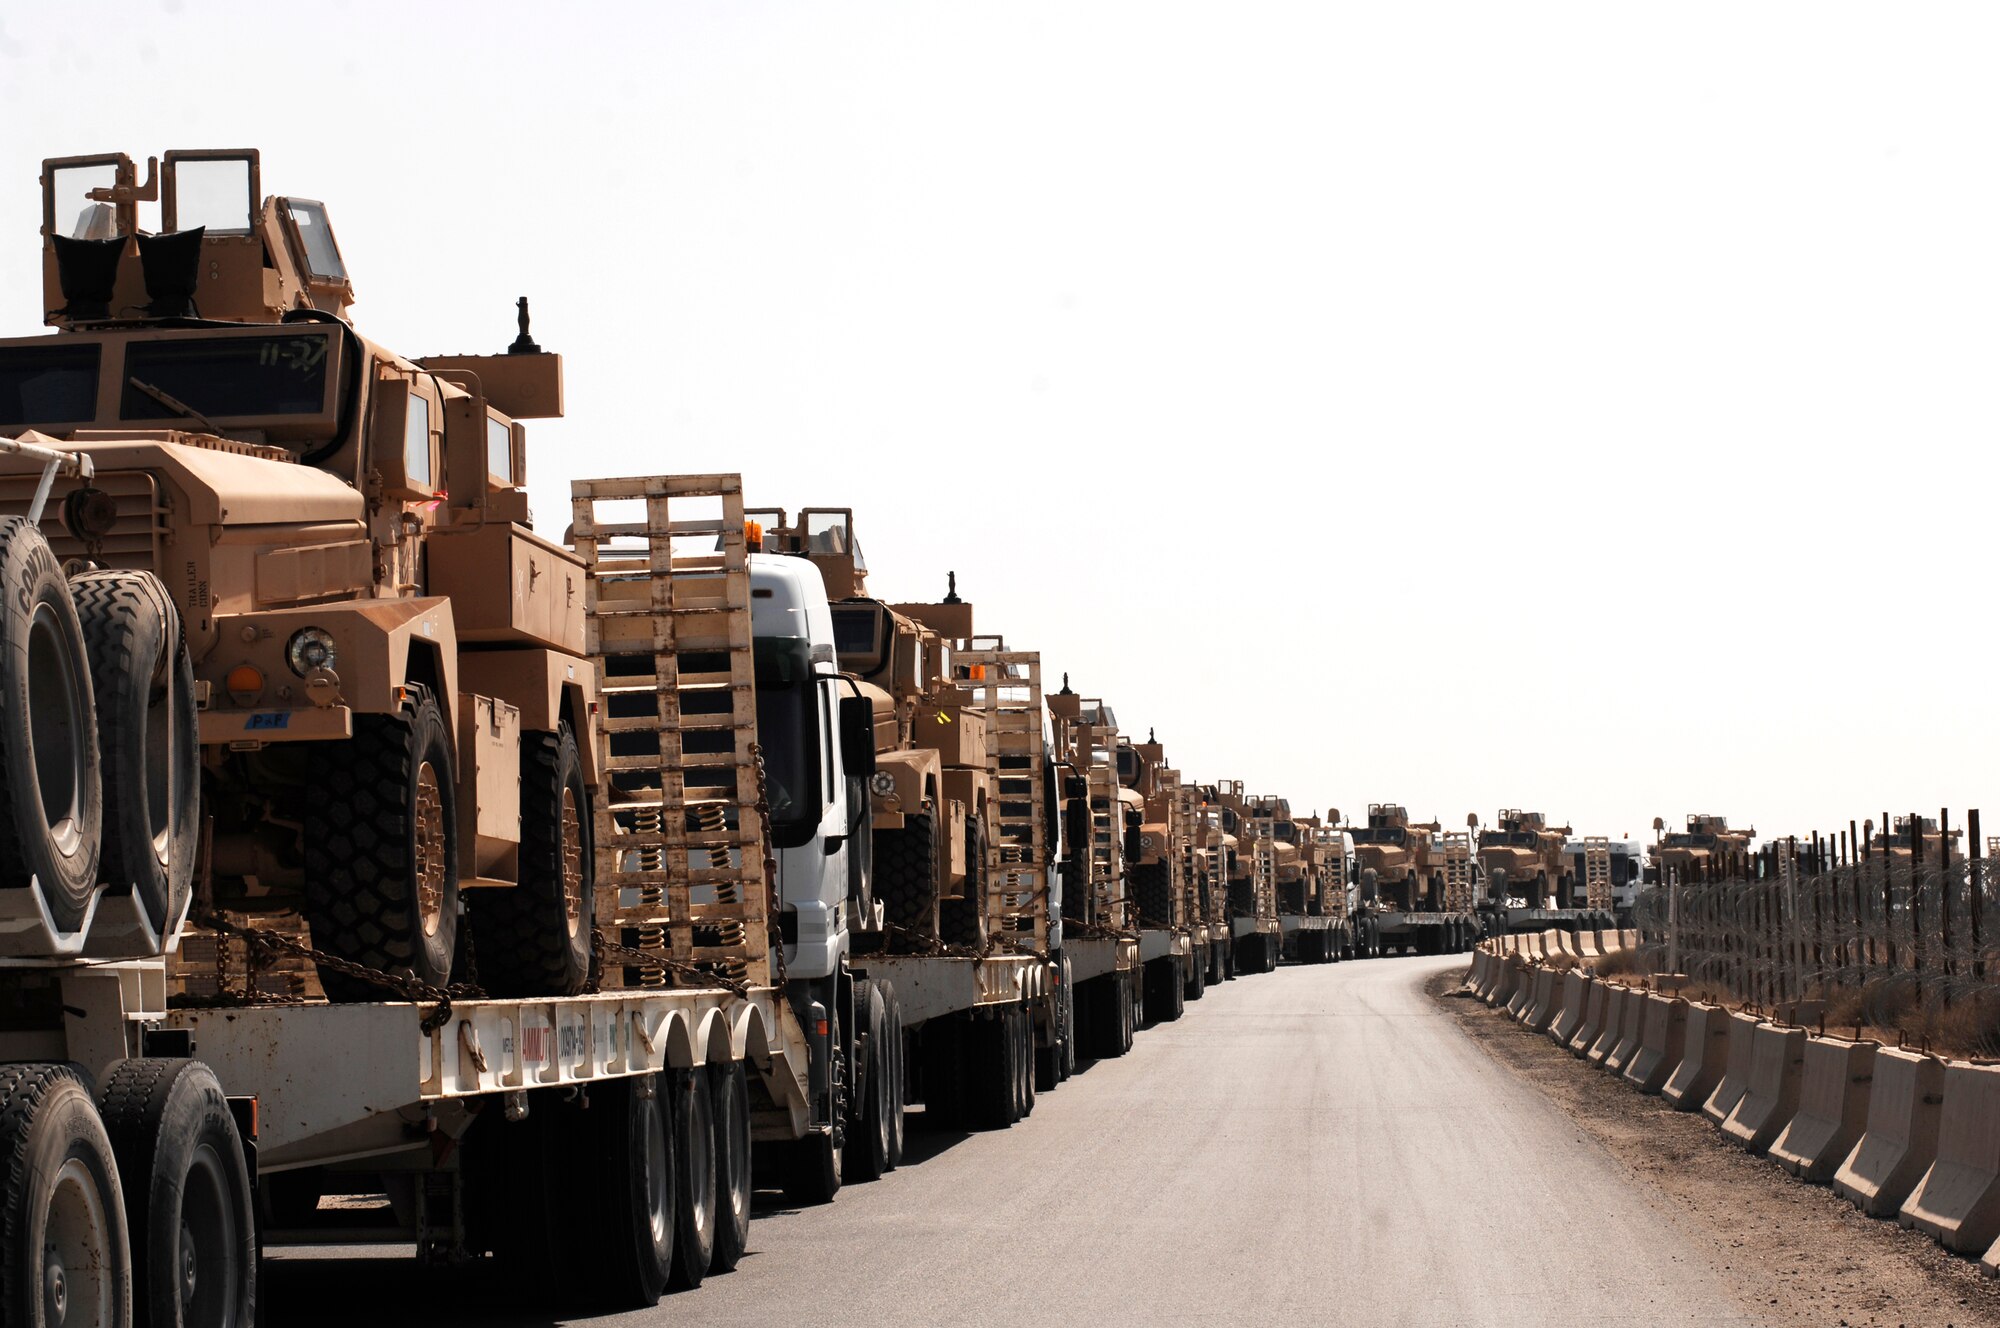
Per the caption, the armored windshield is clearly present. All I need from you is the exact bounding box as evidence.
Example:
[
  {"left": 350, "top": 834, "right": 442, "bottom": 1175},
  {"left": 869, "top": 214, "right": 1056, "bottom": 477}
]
[
  {"left": 0, "top": 343, "right": 100, "bottom": 427},
  {"left": 120, "top": 332, "right": 332, "bottom": 421}
]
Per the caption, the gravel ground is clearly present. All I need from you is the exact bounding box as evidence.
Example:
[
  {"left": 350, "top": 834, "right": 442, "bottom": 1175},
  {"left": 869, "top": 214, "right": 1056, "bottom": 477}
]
[{"left": 1434, "top": 967, "right": 2000, "bottom": 1328}]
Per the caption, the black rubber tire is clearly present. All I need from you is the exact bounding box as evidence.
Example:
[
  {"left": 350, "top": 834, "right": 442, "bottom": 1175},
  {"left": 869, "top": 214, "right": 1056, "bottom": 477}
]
[
  {"left": 1130, "top": 861, "right": 1172, "bottom": 929},
  {"left": 878, "top": 983, "right": 906, "bottom": 1168},
  {"left": 1015, "top": 1007, "right": 1036, "bottom": 1118},
  {"left": 97, "top": 1058, "right": 254, "bottom": 1327},
  {"left": 0, "top": 518, "right": 102, "bottom": 940},
  {"left": 303, "top": 687, "right": 459, "bottom": 1000},
  {"left": 667, "top": 1068, "right": 716, "bottom": 1290},
  {"left": 939, "top": 816, "right": 987, "bottom": 948},
  {"left": 1186, "top": 945, "right": 1208, "bottom": 1000},
  {"left": 1055, "top": 949, "right": 1075, "bottom": 1081},
  {"left": 591, "top": 1077, "right": 676, "bottom": 1307},
  {"left": 918, "top": 1013, "right": 966, "bottom": 1129},
  {"left": 0, "top": 1062, "right": 131, "bottom": 1327},
  {"left": 708, "top": 1060, "right": 752, "bottom": 1274},
  {"left": 1534, "top": 871, "right": 1550, "bottom": 909},
  {"left": 469, "top": 725, "right": 593, "bottom": 996},
  {"left": 967, "top": 1014, "right": 1016, "bottom": 1131},
  {"left": 876, "top": 812, "right": 939, "bottom": 939},
  {"left": 845, "top": 981, "right": 890, "bottom": 1182},
  {"left": 783, "top": 1002, "right": 842, "bottom": 1205},
  {"left": 72, "top": 572, "right": 197, "bottom": 950}
]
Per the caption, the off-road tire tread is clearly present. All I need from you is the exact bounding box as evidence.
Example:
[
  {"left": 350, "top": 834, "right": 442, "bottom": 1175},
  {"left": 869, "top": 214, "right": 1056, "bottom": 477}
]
[
  {"left": 469, "top": 725, "right": 592, "bottom": 996},
  {"left": 303, "top": 691, "right": 456, "bottom": 1000},
  {"left": 877, "top": 812, "right": 939, "bottom": 938},
  {"left": 0, "top": 1063, "right": 96, "bottom": 1315}
]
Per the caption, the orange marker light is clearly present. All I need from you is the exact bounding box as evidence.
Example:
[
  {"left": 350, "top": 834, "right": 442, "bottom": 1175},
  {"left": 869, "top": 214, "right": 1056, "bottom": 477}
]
[
  {"left": 225, "top": 664, "right": 264, "bottom": 701},
  {"left": 745, "top": 520, "right": 764, "bottom": 551}
]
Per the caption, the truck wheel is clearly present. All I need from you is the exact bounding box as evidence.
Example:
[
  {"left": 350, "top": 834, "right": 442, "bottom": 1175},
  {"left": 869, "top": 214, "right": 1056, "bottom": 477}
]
[
  {"left": 879, "top": 983, "right": 906, "bottom": 1166},
  {"left": 1119, "top": 974, "right": 1137, "bottom": 1052},
  {"left": 844, "top": 982, "right": 891, "bottom": 1182},
  {"left": 1533, "top": 871, "right": 1550, "bottom": 909},
  {"left": 783, "top": 1003, "right": 843, "bottom": 1204},
  {"left": 1487, "top": 868, "right": 1509, "bottom": 904},
  {"left": 876, "top": 811, "right": 940, "bottom": 942},
  {"left": 939, "top": 816, "right": 988, "bottom": 948},
  {"left": 593, "top": 1077, "right": 676, "bottom": 1306},
  {"left": 0, "top": 518, "right": 102, "bottom": 943},
  {"left": 304, "top": 686, "right": 459, "bottom": 1000},
  {"left": 917, "top": 1014, "right": 962, "bottom": 1127},
  {"left": 97, "top": 1058, "right": 254, "bottom": 1327},
  {"left": 72, "top": 572, "right": 197, "bottom": 950},
  {"left": 1359, "top": 867, "right": 1378, "bottom": 904},
  {"left": 470, "top": 725, "right": 593, "bottom": 996},
  {"left": 0, "top": 1063, "right": 131, "bottom": 1327},
  {"left": 708, "top": 1060, "right": 752, "bottom": 1274},
  {"left": 968, "top": 1013, "right": 1017, "bottom": 1130},
  {"left": 667, "top": 1068, "right": 716, "bottom": 1289},
  {"left": 1056, "top": 950, "right": 1076, "bottom": 1080},
  {"left": 1185, "top": 946, "right": 1207, "bottom": 1000},
  {"left": 1555, "top": 874, "right": 1575, "bottom": 910},
  {"left": 1015, "top": 1007, "right": 1036, "bottom": 1118}
]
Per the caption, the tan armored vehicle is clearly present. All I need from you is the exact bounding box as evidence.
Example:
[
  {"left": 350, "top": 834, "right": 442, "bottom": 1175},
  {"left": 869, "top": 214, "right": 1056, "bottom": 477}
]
[
  {"left": 1648, "top": 813, "right": 1754, "bottom": 883},
  {"left": 0, "top": 151, "right": 595, "bottom": 999},
  {"left": 1873, "top": 814, "right": 1964, "bottom": 867},
  {"left": 1190, "top": 785, "right": 1238, "bottom": 984},
  {"left": 738, "top": 508, "right": 1002, "bottom": 950},
  {"left": 1277, "top": 806, "right": 1346, "bottom": 963},
  {"left": 1348, "top": 803, "right": 1477, "bottom": 955},
  {"left": 1475, "top": 810, "right": 1574, "bottom": 909},
  {"left": 1119, "top": 730, "right": 1205, "bottom": 1017},
  {"left": 1217, "top": 782, "right": 1281, "bottom": 973}
]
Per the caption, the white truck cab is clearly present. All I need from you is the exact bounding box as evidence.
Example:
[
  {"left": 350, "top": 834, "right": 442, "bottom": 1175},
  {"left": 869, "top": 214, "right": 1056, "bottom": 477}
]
[{"left": 750, "top": 552, "right": 873, "bottom": 982}]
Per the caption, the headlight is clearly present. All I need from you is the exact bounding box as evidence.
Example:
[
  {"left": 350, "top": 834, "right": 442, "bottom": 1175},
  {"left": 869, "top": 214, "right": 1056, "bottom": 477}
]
[
  {"left": 285, "top": 627, "right": 338, "bottom": 676},
  {"left": 869, "top": 770, "right": 896, "bottom": 798}
]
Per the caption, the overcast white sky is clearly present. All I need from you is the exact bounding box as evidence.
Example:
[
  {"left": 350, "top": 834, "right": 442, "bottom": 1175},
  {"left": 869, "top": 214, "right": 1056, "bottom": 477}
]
[{"left": 3, "top": 2, "right": 1994, "bottom": 844}]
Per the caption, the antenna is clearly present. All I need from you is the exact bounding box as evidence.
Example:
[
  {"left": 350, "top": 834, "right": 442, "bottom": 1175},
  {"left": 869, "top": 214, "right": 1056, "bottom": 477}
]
[{"left": 508, "top": 296, "right": 541, "bottom": 354}]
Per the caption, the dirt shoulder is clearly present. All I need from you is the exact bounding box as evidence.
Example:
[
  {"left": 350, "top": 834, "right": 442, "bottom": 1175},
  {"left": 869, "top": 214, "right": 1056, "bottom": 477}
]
[{"left": 1429, "top": 968, "right": 2000, "bottom": 1328}]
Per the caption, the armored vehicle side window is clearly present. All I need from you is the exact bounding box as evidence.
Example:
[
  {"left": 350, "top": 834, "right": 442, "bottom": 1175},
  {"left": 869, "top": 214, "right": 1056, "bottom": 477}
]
[
  {"left": 170, "top": 158, "right": 254, "bottom": 234},
  {"left": 486, "top": 414, "right": 513, "bottom": 484},
  {"left": 830, "top": 604, "right": 885, "bottom": 674},
  {"left": 403, "top": 391, "right": 433, "bottom": 488},
  {"left": 286, "top": 199, "right": 346, "bottom": 280},
  {"left": 0, "top": 344, "right": 100, "bottom": 427},
  {"left": 121, "top": 333, "right": 331, "bottom": 420},
  {"left": 49, "top": 163, "right": 122, "bottom": 239}
]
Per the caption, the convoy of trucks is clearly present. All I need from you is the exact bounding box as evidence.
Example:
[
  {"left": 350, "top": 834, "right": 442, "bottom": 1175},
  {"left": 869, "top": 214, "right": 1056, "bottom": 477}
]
[{"left": 0, "top": 149, "right": 1709, "bottom": 1325}]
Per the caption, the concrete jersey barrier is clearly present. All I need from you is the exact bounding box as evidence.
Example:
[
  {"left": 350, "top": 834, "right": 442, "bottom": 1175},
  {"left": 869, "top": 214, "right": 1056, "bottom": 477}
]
[
  {"left": 1898, "top": 1061, "right": 2000, "bottom": 1254},
  {"left": 1833, "top": 1047, "right": 1946, "bottom": 1218},
  {"left": 1769, "top": 1037, "right": 1877, "bottom": 1182},
  {"left": 1604, "top": 986, "right": 1647, "bottom": 1075},
  {"left": 1719, "top": 1022, "right": 1806, "bottom": 1153},
  {"left": 1662, "top": 1003, "right": 1730, "bottom": 1112},
  {"left": 1524, "top": 967, "right": 1560, "bottom": 1032},
  {"left": 1570, "top": 980, "right": 1610, "bottom": 1056},
  {"left": 1621, "top": 994, "right": 1688, "bottom": 1094},
  {"left": 1549, "top": 972, "right": 1590, "bottom": 1046},
  {"left": 1586, "top": 987, "right": 1631, "bottom": 1066},
  {"left": 1701, "top": 1011, "right": 1762, "bottom": 1128}
]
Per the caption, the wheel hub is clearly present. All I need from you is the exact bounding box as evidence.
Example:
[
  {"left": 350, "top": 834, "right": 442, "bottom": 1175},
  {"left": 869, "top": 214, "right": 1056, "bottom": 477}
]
[
  {"left": 415, "top": 760, "right": 447, "bottom": 937},
  {"left": 43, "top": 1261, "right": 65, "bottom": 1325},
  {"left": 180, "top": 1218, "right": 198, "bottom": 1305}
]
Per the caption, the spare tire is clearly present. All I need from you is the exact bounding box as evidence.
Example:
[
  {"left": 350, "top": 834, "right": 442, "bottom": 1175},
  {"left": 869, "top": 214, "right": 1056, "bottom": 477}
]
[
  {"left": 72, "top": 571, "right": 198, "bottom": 950},
  {"left": 0, "top": 516, "right": 102, "bottom": 943}
]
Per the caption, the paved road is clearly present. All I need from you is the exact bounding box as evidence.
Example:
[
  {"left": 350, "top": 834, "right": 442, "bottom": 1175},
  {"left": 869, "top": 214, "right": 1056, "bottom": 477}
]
[{"left": 268, "top": 954, "right": 1762, "bottom": 1327}]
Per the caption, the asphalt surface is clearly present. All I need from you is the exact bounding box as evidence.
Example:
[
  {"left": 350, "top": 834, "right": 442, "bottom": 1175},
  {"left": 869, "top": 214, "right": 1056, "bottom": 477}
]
[{"left": 268, "top": 954, "right": 1765, "bottom": 1327}]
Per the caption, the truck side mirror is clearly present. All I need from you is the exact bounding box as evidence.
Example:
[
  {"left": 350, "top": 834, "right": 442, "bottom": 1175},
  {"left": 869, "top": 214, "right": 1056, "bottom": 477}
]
[{"left": 837, "top": 695, "right": 876, "bottom": 778}]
